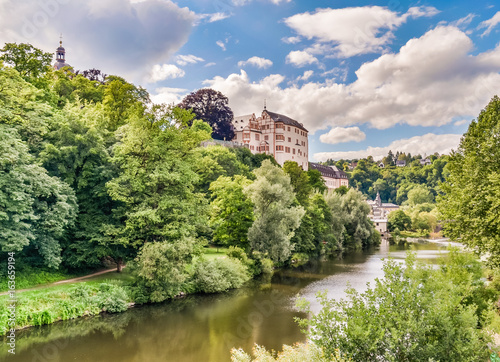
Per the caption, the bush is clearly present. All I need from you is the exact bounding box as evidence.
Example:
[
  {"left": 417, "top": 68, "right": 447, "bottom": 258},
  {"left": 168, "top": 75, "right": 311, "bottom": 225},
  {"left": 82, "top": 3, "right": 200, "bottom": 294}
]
[
  {"left": 231, "top": 343, "right": 348, "bottom": 362},
  {"left": 194, "top": 257, "right": 250, "bottom": 293},
  {"left": 296, "top": 250, "right": 492, "bottom": 361}
]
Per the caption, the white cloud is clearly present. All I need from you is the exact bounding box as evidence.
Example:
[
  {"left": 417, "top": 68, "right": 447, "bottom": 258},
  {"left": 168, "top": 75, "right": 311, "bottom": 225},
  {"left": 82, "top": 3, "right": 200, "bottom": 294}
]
[
  {"left": 196, "top": 12, "right": 231, "bottom": 24},
  {"left": 478, "top": 11, "right": 500, "bottom": 36},
  {"left": 149, "top": 64, "right": 185, "bottom": 82},
  {"left": 313, "top": 133, "right": 462, "bottom": 161},
  {"left": 238, "top": 56, "right": 273, "bottom": 69},
  {"left": 454, "top": 119, "right": 468, "bottom": 126},
  {"left": 286, "top": 50, "right": 318, "bottom": 67},
  {"left": 231, "top": 0, "right": 290, "bottom": 5},
  {"left": 0, "top": 0, "right": 195, "bottom": 83},
  {"left": 282, "top": 36, "right": 301, "bottom": 44},
  {"left": 296, "top": 70, "right": 313, "bottom": 81},
  {"left": 284, "top": 6, "right": 439, "bottom": 57},
  {"left": 176, "top": 54, "right": 204, "bottom": 66},
  {"left": 151, "top": 87, "right": 187, "bottom": 105},
  {"left": 319, "top": 127, "right": 366, "bottom": 144},
  {"left": 216, "top": 40, "right": 226, "bottom": 51},
  {"left": 204, "top": 26, "right": 500, "bottom": 134},
  {"left": 205, "top": 62, "right": 216, "bottom": 67}
]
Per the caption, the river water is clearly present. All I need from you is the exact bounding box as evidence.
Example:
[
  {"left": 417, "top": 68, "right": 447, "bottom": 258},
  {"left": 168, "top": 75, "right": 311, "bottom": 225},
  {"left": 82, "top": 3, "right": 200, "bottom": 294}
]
[{"left": 2, "top": 240, "right": 453, "bottom": 362}]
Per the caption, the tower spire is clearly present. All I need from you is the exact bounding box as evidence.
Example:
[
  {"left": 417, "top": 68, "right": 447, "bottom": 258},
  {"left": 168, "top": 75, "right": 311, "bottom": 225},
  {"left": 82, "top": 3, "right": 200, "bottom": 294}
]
[{"left": 264, "top": 99, "right": 267, "bottom": 110}]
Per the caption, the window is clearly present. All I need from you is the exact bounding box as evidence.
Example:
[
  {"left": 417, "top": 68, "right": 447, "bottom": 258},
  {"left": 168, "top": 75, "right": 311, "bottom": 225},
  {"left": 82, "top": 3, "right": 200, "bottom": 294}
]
[
  {"left": 255, "top": 134, "right": 260, "bottom": 141},
  {"left": 287, "top": 126, "right": 290, "bottom": 131},
  {"left": 250, "top": 145, "right": 254, "bottom": 150},
  {"left": 288, "top": 137, "right": 291, "bottom": 142},
  {"left": 296, "top": 139, "right": 299, "bottom": 144},
  {"left": 293, "top": 148, "right": 296, "bottom": 154},
  {"left": 285, "top": 147, "right": 290, "bottom": 153},
  {"left": 276, "top": 123, "right": 283, "bottom": 129},
  {"left": 276, "top": 134, "right": 285, "bottom": 141},
  {"left": 276, "top": 145, "right": 284, "bottom": 151},
  {"left": 264, "top": 135, "right": 269, "bottom": 141}
]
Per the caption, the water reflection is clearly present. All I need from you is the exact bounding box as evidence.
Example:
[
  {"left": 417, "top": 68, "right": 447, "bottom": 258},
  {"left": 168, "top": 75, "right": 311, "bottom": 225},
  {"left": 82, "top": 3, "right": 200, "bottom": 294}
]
[{"left": 2, "top": 240, "right": 450, "bottom": 362}]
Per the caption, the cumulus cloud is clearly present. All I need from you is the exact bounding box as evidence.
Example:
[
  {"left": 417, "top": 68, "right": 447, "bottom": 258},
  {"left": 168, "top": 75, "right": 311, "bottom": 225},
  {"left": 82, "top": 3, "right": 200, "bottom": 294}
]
[
  {"left": 286, "top": 50, "right": 318, "bottom": 66},
  {"left": 0, "top": 0, "right": 195, "bottom": 83},
  {"left": 176, "top": 54, "right": 204, "bottom": 66},
  {"left": 238, "top": 56, "right": 273, "bottom": 69},
  {"left": 284, "top": 5, "right": 439, "bottom": 57},
  {"left": 203, "top": 26, "right": 500, "bottom": 134},
  {"left": 296, "top": 70, "right": 313, "bottom": 81},
  {"left": 313, "top": 133, "right": 462, "bottom": 162},
  {"left": 319, "top": 127, "right": 366, "bottom": 144},
  {"left": 197, "top": 12, "right": 231, "bottom": 23},
  {"left": 148, "top": 64, "right": 185, "bottom": 82},
  {"left": 151, "top": 87, "right": 187, "bottom": 105},
  {"left": 478, "top": 11, "right": 500, "bottom": 36}
]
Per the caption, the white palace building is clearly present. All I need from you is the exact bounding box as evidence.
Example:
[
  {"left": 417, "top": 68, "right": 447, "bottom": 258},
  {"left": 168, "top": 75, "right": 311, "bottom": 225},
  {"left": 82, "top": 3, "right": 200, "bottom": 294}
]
[{"left": 232, "top": 108, "right": 309, "bottom": 170}]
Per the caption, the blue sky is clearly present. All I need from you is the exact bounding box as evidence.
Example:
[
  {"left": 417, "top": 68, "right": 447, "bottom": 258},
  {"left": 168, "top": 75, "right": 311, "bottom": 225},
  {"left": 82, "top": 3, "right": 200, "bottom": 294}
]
[{"left": 1, "top": 0, "right": 499, "bottom": 161}]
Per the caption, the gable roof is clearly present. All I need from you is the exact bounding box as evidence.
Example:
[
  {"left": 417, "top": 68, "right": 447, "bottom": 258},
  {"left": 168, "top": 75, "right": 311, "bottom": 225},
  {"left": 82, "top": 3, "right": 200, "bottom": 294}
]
[
  {"left": 264, "top": 110, "right": 308, "bottom": 132},
  {"left": 309, "top": 162, "right": 348, "bottom": 179}
]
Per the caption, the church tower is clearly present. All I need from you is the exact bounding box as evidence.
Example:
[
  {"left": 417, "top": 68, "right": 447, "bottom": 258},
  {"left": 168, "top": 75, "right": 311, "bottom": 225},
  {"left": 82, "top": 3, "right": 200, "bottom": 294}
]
[{"left": 53, "top": 37, "right": 71, "bottom": 70}]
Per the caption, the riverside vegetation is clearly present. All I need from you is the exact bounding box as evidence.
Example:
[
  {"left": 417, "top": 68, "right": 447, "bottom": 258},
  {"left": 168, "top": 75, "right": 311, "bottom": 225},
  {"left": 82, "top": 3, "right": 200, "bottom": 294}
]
[
  {"left": 0, "top": 43, "right": 379, "bottom": 334},
  {"left": 3, "top": 42, "right": 500, "bottom": 361}
]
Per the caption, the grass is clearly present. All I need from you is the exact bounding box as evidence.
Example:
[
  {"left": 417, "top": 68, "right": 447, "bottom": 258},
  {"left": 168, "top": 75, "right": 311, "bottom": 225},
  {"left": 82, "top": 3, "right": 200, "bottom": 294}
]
[
  {"left": 0, "top": 268, "right": 80, "bottom": 292},
  {"left": 202, "top": 246, "right": 230, "bottom": 260}
]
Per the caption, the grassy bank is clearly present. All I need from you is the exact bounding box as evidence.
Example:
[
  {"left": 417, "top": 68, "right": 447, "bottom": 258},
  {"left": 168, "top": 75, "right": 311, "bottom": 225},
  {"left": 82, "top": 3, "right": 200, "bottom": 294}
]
[{"left": 0, "top": 247, "right": 250, "bottom": 336}]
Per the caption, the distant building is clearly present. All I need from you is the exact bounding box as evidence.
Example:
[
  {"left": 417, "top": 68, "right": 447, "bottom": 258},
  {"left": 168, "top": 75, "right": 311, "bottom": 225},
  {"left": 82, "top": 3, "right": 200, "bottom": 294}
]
[
  {"left": 378, "top": 162, "right": 385, "bottom": 168},
  {"left": 367, "top": 192, "right": 399, "bottom": 237},
  {"left": 396, "top": 160, "right": 406, "bottom": 167},
  {"left": 349, "top": 162, "right": 358, "bottom": 170},
  {"left": 232, "top": 108, "right": 309, "bottom": 170},
  {"left": 53, "top": 39, "right": 72, "bottom": 71},
  {"left": 420, "top": 157, "right": 432, "bottom": 166},
  {"left": 309, "top": 162, "right": 348, "bottom": 190}
]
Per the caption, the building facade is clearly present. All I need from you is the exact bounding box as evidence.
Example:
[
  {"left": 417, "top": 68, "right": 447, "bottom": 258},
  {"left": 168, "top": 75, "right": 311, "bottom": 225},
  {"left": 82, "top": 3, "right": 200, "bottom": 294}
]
[
  {"left": 367, "top": 191, "right": 399, "bottom": 237},
  {"left": 309, "top": 162, "right": 349, "bottom": 190},
  {"left": 232, "top": 109, "right": 309, "bottom": 170}
]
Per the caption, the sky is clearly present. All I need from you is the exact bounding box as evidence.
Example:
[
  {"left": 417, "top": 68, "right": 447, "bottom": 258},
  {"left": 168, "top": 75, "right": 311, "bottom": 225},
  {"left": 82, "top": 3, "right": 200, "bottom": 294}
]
[{"left": 1, "top": 0, "right": 499, "bottom": 161}]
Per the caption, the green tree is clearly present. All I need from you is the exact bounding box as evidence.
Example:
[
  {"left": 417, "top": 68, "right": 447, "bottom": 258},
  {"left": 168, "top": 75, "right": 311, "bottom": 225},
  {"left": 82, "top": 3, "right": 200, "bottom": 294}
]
[
  {"left": 306, "top": 168, "right": 327, "bottom": 193},
  {"left": 387, "top": 210, "right": 411, "bottom": 232},
  {"left": 439, "top": 96, "right": 500, "bottom": 265},
  {"left": 283, "top": 161, "right": 312, "bottom": 206},
  {"left": 107, "top": 106, "right": 211, "bottom": 249},
  {"left": 209, "top": 175, "right": 254, "bottom": 250},
  {"left": 297, "top": 251, "right": 490, "bottom": 361},
  {"left": 244, "top": 160, "right": 305, "bottom": 263},
  {"left": 0, "top": 43, "right": 52, "bottom": 80},
  {"left": 404, "top": 184, "right": 433, "bottom": 206},
  {"left": 0, "top": 125, "right": 77, "bottom": 268}
]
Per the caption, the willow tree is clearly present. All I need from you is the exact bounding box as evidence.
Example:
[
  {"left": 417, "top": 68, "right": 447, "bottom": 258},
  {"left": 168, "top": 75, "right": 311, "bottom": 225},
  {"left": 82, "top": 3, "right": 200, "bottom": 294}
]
[{"left": 244, "top": 160, "right": 305, "bottom": 263}]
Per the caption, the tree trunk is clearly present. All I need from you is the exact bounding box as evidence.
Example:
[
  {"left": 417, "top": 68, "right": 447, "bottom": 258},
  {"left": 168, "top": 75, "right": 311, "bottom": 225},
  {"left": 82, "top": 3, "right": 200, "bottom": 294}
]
[{"left": 117, "top": 258, "right": 123, "bottom": 273}]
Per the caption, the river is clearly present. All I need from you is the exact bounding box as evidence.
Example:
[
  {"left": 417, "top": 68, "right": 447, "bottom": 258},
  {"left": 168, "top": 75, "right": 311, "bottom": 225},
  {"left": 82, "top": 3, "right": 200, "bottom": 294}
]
[{"left": 2, "top": 240, "right": 453, "bottom": 362}]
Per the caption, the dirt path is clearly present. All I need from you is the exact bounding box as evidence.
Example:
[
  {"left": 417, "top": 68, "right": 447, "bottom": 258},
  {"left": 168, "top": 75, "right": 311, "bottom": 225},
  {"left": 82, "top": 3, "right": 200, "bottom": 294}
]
[{"left": 0, "top": 267, "right": 124, "bottom": 296}]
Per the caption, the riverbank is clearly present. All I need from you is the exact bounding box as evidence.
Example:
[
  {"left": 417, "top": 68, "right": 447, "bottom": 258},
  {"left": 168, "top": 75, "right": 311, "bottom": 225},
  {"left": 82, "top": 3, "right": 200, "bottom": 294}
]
[{"left": 0, "top": 247, "right": 246, "bottom": 336}]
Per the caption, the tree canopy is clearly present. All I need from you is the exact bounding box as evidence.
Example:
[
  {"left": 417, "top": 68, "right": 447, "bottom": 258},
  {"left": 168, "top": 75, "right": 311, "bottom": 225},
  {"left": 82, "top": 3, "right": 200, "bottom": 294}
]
[{"left": 178, "top": 88, "right": 235, "bottom": 141}]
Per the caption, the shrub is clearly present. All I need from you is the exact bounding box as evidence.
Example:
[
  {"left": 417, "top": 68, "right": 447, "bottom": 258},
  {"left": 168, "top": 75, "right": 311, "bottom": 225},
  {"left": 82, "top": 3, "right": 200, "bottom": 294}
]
[
  {"left": 296, "top": 250, "right": 491, "bottom": 361},
  {"left": 194, "top": 257, "right": 250, "bottom": 293}
]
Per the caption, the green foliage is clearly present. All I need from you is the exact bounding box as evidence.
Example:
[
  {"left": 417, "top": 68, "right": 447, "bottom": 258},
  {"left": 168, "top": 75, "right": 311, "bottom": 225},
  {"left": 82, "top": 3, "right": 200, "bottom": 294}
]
[
  {"left": 245, "top": 160, "right": 305, "bottom": 263},
  {"left": 0, "top": 43, "right": 52, "bottom": 81},
  {"left": 193, "top": 257, "right": 250, "bottom": 293},
  {"left": 283, "top": 161, "right": 312, "bottom": 206},
  {"left": 325, "top": 189, "right": 379, "bottom": 250},
  {"left": 438, "top": 96, "right": 500, "bottom": 266},
  {"left": 107, "top": 106, "right": 211, "bottom": 248},
  {"left": 0, "top": 125, "right": 77, "bottom": 267},
  {"left": 387, "top": 210, "right": 411, "bottom": 232},
  {"left": 404, "top": 184, "right": 434, "bottom": 206},
  {"left": 0, "top": 281, "right": 130, "bottom": 335},
  {"left": 231, "top": 343, "right": 347, "bottom": 362},
  {"left": 297, "top": 251, "right": 491, "bottom": 361},
  {"left": 131, "top": 238, "right": 198, "bottom": 303},
  {"left": 306, "top": 168, "right": 327, "bottom": 194},
  {"left": 209, "top": 175, "right": 254, "bottom": 249}
]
